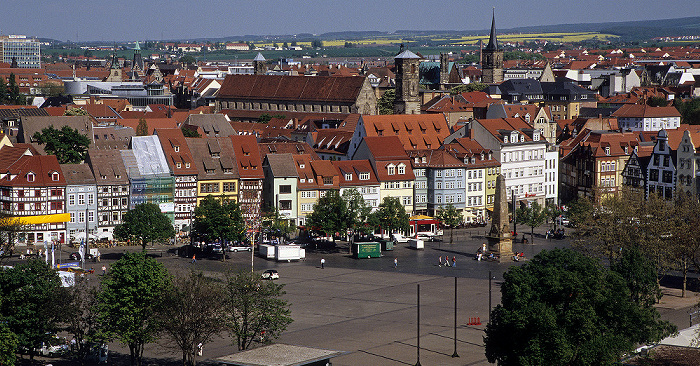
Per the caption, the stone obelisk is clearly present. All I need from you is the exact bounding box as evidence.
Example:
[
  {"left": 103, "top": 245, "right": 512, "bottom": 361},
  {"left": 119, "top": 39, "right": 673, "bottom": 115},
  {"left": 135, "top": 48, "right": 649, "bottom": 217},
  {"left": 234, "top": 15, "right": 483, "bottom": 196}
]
[{"left": 487, "top": 174, "right": 512, "bottom": 262}]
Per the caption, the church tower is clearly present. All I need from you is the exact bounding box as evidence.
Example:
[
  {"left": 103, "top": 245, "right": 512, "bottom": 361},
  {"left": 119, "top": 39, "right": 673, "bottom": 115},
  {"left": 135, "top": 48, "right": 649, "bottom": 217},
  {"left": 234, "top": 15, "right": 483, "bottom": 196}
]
[
  {"left": 481, "top": 9, "right": 504, "bottom": 84},
  {"left": 105, "top": 50, "right": 122, "bottom": 82},
  {"left": 253, "top": 52, "right": 267, "bottom": 75},
  {"left": 132, "top": 41, "right": 145, "bottom": 81},
  {"left": 439, "top": 53, "right": 449, "bottom": 90},
  {"left": 393, "top": 49, "right": 421, "bottom": 115}
]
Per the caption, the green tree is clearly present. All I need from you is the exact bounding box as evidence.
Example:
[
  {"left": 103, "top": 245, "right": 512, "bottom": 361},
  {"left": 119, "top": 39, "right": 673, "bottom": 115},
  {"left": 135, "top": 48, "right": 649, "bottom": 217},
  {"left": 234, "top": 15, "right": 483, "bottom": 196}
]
[
  {"left": 179, "top": 55, "right": 196, "bottom": 65},
  {"left": 61, "top": 276, "right": 106, "bottom": 364},
  {"left": 450, "top": 83, "right": 488, "bottom": 94},
  {"left": 193, "top": 195, "right": 246, "bottom": 246},
  {"left": 97, "top": 252, "right": 171, "bottom": 366},
  {"left": 668, "top": 192, "right": 700, "bottom": 297},
  {"left": 436, "top": 203, "right": 462, "bottom": 244},
  {"left": 0, "top": 260, "right": 63, "bottom": 360},
  {"left": 181, "top": 125, "right": 201, "bottom": 138},
  {"left": 307, "top": 189, "right": 346, "bottom": 238},
  {"left": 39, "top": 83, "right": 65, "bottom": 97},
  {"left": 544, "top": 203, "right": 563, "bottom": 230},
  {"left": 674, "top": 98, "right": 700, "bottom": 125},
  {"left": 0, "top": 214, "right": 27, "bottom": 263},
  {"left": 342, "top": 188, "right": 372, "bottom": 235},
  {"left": 377, "top": 89, "right": 395, "bottom": 115},
  {"left": 136, "top": 117, "right": 149, "bottom": 136},
  {"left": 516, "top": 201, "right": 547, "bottom": 242},
  {"left": 63, "top": 107, "right": 89, "bottom": 116},
  {"left": 372, "top": 196, "right": 410, "bottom": 237},
  {"left": 32, "top": 125, "right": 91, "bottom": 164},
  {"left": 647, "top": 96, "right": 668, "bottom": 107},
  {"left": 159, "top": 271, "right": 227, "bottom": 366},
  {"left": 0, "top": 77, "right": 8, "bottom": 104},
  {"left": 114, "top": 202, "right": 176, "bottom": 251},
  {"left": 225, "top": 270, "right": 293, "bottom": 351},
  {"left": 0, "top": 323, "right": 18, "bottom": 366},
  {"left": 261, "top": 207, "right": 294, "bottom": 241},
  {"left": 311, "top": 39, "right": 323, "bottom": 48},
  {"left": 7, "top": 73, "right": 25, "bottom": 105},
  {"left": 484, "top": 249, "right": 675, "bottom": 366}
]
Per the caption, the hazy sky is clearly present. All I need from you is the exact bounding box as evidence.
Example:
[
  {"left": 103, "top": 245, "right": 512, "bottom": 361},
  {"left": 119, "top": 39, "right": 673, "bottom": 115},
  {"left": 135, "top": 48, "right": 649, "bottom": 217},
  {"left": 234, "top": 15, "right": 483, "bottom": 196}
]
[{"left": 2, "top": 0, "right": 698, "bottom": 42}]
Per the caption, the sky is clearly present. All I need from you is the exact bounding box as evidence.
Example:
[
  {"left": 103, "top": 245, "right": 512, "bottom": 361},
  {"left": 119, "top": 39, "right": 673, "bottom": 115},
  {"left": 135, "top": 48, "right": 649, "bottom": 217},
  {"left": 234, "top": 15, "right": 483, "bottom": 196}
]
[{"left": 2, "top": 0, "right": 699, "bottom": 42}]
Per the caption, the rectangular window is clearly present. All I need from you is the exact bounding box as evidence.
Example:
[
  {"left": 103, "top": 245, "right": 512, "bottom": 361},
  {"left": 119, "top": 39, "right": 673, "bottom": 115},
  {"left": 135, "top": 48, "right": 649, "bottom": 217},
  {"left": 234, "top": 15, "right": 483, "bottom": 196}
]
[
  {"left": 88, "top": 194, "right": 94, "bottom": 206},
  {"left": 279, "top": 185, "right": 292, "bottom": 194},
  {"left": 50, "top": 201, "right": 62, "bottom": 210},
  {"left": 78, "top": 194, "right": 85, "bottom": 205},
  {"left": 121, "top": 197, "right": 128, "bottom": 206},
  {"left": 79, "top": 211, "right": 85, "bottom": 223},
  {"left": 69, "top": 194, "right": 75, "bottom": 206},
  {"left": 88, "top": 211, "right": 94, "bottom": 222},
  {"left": 279, "top": 200, "right": 292, "bottom": 210}
]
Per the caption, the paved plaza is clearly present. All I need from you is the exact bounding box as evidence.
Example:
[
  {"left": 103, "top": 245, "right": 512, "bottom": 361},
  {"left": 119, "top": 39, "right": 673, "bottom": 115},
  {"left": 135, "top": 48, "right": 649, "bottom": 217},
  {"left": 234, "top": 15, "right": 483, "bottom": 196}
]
[{"left": 8, "top": 226, "right": 700, "bottom": 365}]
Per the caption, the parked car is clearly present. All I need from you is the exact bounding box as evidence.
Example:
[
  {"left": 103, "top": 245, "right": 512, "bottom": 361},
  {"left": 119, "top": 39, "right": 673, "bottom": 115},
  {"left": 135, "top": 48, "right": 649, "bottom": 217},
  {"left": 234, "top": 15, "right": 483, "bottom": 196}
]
[
  {"left": 556, "top": 216, "right": 570, "bottom": 227},
  {"left": 210, "top": 244, "right": 223, "bottom": 254},
  {"left": 36, "top": 337, "right": 69, "bottom": 357},
  {"left": 261, "top": 269, "right": 279, "bottom": 280},
  {"left": 391, "top": 233, "right": 409, "bottom": 243},
  {"left": 228, "top": 244, "right": 252, "bottom": 252},
  {"left": 417, "top": 232, "right": 439, "bottom": 242}
]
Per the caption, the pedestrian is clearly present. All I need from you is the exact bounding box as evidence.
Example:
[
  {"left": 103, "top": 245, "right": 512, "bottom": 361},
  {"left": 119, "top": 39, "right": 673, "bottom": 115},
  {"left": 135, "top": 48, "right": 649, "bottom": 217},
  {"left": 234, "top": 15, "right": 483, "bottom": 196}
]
[
  {"left": 197, "top": 342, "right": 203, "bottom": 357},
  {"left": 394, "top": 257, "right": 398, "bottom": 268},
  {"left": 321, "top": 258, "right": 325, "bottom": 269},
  {"left": 192, "top": 254, "right": 196, "bottom": 264},
  {"left": 452, "top": 256, "right": 456, "bottom": 267},
  {"left": 96, "top": 251, "right": 101, "bottom": 262},
  {"left": 444, "top": 255, "right": 450, "bottom": 267},
  {"left": 101, "top": 265, "right": 106, "bottom": 275},
  {"left": 438, "top": 256, "right": 443, "bottom": 266}
]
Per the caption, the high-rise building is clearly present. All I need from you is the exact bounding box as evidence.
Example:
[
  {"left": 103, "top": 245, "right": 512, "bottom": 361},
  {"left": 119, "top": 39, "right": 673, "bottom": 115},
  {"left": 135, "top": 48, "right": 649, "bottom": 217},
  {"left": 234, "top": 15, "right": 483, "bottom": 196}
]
[{"left": 0, "top": 35, "right": 41, "bottom": 68}]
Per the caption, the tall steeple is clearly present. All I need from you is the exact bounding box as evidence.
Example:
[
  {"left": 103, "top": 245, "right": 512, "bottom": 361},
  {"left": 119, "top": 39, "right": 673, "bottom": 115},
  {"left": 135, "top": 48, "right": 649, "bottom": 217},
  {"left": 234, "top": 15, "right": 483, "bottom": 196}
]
[
  {"left": 485, "top": 8, "right": 498, "bottom": 51},
  {"left": 481, "top": 8, "right": 504, "bottom": 84},
  {"left": 393, "top": 48, "right": 421, "bottom": 115}
]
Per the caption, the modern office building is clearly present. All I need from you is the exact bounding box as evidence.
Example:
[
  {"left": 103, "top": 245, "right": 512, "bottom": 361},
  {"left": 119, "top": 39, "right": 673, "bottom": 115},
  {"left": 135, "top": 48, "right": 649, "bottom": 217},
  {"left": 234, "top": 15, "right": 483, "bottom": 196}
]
[{"left": 0, "top": 35, "right": 41, "bottom": 68}]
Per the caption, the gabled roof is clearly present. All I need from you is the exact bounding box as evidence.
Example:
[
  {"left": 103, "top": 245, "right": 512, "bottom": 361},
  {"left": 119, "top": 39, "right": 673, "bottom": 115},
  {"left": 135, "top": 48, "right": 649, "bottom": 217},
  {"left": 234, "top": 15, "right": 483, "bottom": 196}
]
[
  {"left": 185, "top": 137, "right": 239, "bottom": 180},
  {"left": 332, "top": 159, "right": 379, "bottom": 187},
  {"left": 474, "top": 118, "right": 536, "bottom": 142},
  {"left": 258, "top": 141, "right": 319, "bottom": 160},
  {"left": 362, "top": 114, "right": 450, "bottom": 151},
  {"left": 116, "top": 118, "right": 178, "bottom": 135},
  {"left": 127, "top": 135, "right": 171, "bottom": 177},
  {"left": 0, "top": 155, "right": 66, "bottom": 187},
  {"left": 229, "top": 135, "right": 264, "bottom": 179},
  {"left": 86, "top": 149, "right": 129, "bottom": 185},
  {"left": 612, "top": 104, "right": 681, "bottom": 118},
  {"left": 395, "top": 50, "right": 420, "bottom": 59},
  {"left": 424, "top": 149, "right": 467, "bottom": 168},
  {"left": 20, "top": 116, "right": 94, "bottom": 153},
  {"left": 217, "top": 75, "right": 367, "bottom": 104},
  {"left": 154, "top": 128, "right": 198, "bottom": 176},
  {"left": 183, "top": 114, "right": 236, "bottom": 137},
  {"left": 362, "top": 136, "right": 409, "bottom": 160},
  {"left": 92, "top": 126, "right": 134, "bottom": 150},
  {"left": 265, "top": 153, "right": 297, "bottom": 178},
  {"left": 60, "top": 163, "right": 95, "bottom": 186}
]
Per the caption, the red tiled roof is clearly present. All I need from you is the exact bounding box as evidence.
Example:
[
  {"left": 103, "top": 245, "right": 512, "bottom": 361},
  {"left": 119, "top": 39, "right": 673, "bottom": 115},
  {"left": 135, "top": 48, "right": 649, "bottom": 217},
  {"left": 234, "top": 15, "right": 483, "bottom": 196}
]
[
  {"left": 362, "top": 136, "right": 409, "bottom": 160},
  {"left": 229, "top": 135, "right": 263, "bottom": 179},
  {"left": 117, "top": 118, "right": 179, "bottom": 134},
  {"left": 0, "top": 155, "right": 66, "bottom": 187},
  {"left": 362, "top": 114, "right": 450, "bottom": 151},
  {"left": 154, "top": 128, "right": 198, "bottom": 175},
  {"left": 332, "top": 159, "right": 379, "bottom": 186},
  {"left": 217, "top": 74, "right": 367, "bottom": 103},
  {"left": 612, "top": 104, "right": 681, "bottom": 118}
]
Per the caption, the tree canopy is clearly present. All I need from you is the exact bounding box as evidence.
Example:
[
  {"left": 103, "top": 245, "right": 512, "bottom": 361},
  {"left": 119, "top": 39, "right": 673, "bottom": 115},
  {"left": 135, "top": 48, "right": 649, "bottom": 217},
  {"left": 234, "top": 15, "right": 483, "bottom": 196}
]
[
  {"left": 377, "top": 89, "right": 396, "bottom": 115},
  {"left": 372, "top": 196, "right": 410, "bottom": 235},
  {"left": 192, "top": 195, "right": 246, "bottom": 244},
  {"left": 225, "top": 270, "right": 293, "bottom": 351},
  {"left": 450, "top": 82, "right": 488, "bottom": 94},
  {"left": 114, "top": 203, "right": 175, "bottom": 250},
  {"left": 159, "top": 271, "right": 227, "bottom": 366},
  {"left": 63, "top": 107, "right": 89, "bottom": 116},
  {"left": 342, "top": 188, "right": 372, "bottom": 235},
  {"left": 516, "top": 201, "right": 547, "bottom": 241},
  {"left": 436, "top": 203, "right": 462, "bottom": 244},
  {"left": 307, "top": 189, "right": 347, "bottom": 237},
  {"left": 32, "top": 125, "right": 91, "bottom": 164},
  {"left": 98, "top": 252, "right": 171, "bottom": 366},
  {"left": 485, "top": 248, "right": 675, "bottom": 366},
  {"left": 0, "top": 260, "right": 63, "bottom": 358},
  {"left": 136, "top": 118, "right": 149, "bottom": 136}
]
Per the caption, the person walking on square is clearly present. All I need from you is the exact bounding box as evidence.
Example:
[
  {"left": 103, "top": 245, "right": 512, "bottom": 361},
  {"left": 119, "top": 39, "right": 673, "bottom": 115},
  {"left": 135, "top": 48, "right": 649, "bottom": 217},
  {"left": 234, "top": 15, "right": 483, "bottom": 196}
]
[
  {"left": 192, "top": 254, "right": 196, "bottom": 264},
  {"left": 452, "top": 256, "right": 456, "bottom": 267},
  {"left": 438, "top": 256, "right": 443, "bottom": 267},
  {"left": 321, "top": 258, "right": 325, "bottom": 269},
  {"left": 394, "top": 257, "right": 398, "bottom": 268}
]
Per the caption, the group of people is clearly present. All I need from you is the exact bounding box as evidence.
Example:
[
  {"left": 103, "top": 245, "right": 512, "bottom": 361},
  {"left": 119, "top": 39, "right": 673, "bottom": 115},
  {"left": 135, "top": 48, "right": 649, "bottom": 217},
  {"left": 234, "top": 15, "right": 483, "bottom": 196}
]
[{"left": 438, "top": 255, "right": 456, "bottom": 267}]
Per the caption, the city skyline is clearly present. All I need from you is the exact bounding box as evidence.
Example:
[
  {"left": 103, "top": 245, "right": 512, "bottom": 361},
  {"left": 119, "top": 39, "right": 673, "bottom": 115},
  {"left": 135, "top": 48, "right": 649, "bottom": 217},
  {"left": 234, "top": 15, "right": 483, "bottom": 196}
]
[{"left": 1, "top": 0, "right": 699, "bottom": 42}]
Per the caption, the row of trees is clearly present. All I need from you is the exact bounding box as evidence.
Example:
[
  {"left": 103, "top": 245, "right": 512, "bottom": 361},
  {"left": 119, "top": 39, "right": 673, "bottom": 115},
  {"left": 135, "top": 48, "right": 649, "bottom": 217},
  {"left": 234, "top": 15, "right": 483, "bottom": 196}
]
[
  {"left": 0, "top": 254, "right": 292, "bottom": 366},
  {"left": 306, "top": 189, "right": 410, "bottom": 240},
  {"left": 569, "top": 188, "right": 700, "bottom": 297}
]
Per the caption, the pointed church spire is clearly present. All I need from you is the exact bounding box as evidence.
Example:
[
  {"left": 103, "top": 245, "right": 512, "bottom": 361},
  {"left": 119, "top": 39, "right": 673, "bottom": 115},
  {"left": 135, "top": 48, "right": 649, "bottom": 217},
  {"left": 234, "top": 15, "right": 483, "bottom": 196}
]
[
  {"left": 134, "top": 40, "right": 141, "bottom": 51},
  {"left": 485, "top": 8, "right": 498, "bottom": 51}
]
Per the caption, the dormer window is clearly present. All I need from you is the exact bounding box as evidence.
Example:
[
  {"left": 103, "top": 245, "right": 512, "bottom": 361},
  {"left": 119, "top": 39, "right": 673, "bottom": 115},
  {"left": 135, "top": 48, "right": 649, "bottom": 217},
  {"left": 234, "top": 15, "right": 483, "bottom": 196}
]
[
  {"left": 345, "top": 173, "right": 352, "bottom": 181},
  {"left": 101, "top": 175, "right": 107, "bottom": 180},
  {"left": 299, "top": 164, "right": 305, "bottom": 169},
  {"left": 27, "top": 172, "right": 35, "bottom": 182},
  {"left": 605, "top": 147, "right": 610, "bottom": 155},
  {"left": 174, "top": 146, "right": 180, "bottom": 152},
  {"left": 421, "top": 157, "right": 426, "bottom": 163},
  {"left": 176, "top": 162, "right": 182, "bottom": 169},
  {"left": 51, "top": 172, "right": 59, "bottom": 181},
  {"left": 415, "top": 157, "right": 419, "bottom": 164},
  {"left": 504, "top": 136, "right": 508, "bottom": 143},
  {"left": 397, "top": 164, "right": 405, "bottom": 175},
  {"left": 533, "top": 132, "right": 540, "bottom": 142},
  {"left": 308, "top": 178, "right": 313, "bottom": 183},
  {"left": 185, "top": 163, "right": 190, "bottom": 168},
  {"left": 387, "top": 164, "right": 396, "bottom": 175},
  {"left": 624, "top": 146, "right": 629, "bottom": 154},
  {"left": 359, "top": 172, "right": 369, "bottom": 180},
  {"left": 520, "top": 136, "right": 524, "bottom": 142},
  {"left": 115, "top": 175, "right": 121, "bottom": 179}
]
